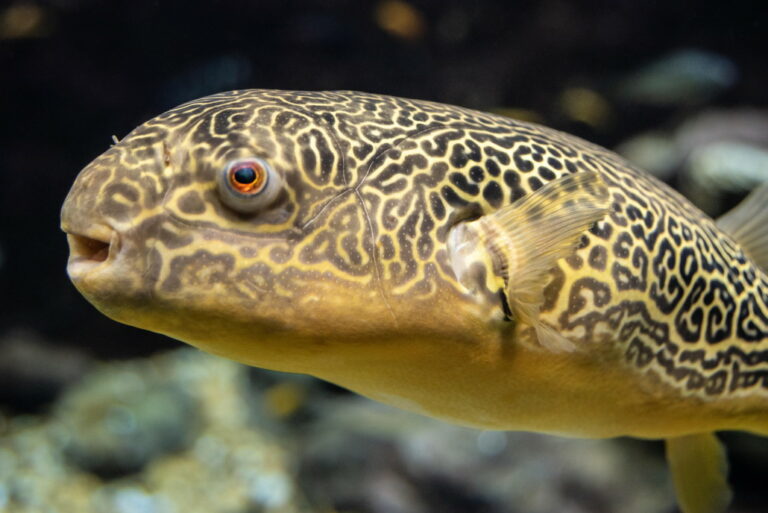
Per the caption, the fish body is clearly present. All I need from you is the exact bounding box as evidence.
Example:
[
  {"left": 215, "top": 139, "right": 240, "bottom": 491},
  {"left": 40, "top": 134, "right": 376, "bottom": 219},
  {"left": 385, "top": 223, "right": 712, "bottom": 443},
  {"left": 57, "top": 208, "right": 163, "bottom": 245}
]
[{"left": 61, "top": 90, "right": 768, "bottom": 513}]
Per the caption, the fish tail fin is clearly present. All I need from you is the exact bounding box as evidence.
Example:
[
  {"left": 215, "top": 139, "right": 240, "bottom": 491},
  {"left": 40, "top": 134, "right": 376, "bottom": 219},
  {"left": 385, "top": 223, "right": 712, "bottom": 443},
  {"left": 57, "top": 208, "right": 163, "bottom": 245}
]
[
  {"left": 716, "top": 181, "right": 768, "bottom": 272},
  {"left": 665, "top": 432, "right": 732, "bottom": 513}
]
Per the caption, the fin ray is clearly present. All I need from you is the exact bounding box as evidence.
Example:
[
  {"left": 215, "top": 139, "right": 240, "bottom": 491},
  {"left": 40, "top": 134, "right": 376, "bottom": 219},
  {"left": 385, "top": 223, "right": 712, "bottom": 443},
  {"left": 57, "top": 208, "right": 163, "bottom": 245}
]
[
  {"left": 665, "top": 433, "right": 732, "bottom": 513},
  {"left": 455, "top": 171, "right": 611, "bottom": 351}
]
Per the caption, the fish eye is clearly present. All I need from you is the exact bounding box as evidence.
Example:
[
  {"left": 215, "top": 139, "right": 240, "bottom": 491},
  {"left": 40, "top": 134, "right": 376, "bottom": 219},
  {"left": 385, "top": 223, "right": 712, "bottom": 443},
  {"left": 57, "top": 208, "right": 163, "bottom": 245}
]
[
  {"left": 230, "top": 163, "right": 265, "bottom": 193},
  {"left": 217, "top": 157, "right": 283, "bottom": 214}
]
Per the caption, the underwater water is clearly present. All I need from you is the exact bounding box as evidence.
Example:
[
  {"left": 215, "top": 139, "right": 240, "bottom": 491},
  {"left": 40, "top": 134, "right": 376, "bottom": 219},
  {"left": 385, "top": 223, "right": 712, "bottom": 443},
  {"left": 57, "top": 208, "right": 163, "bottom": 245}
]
[{"left": 2, "top": 1, "right": 768, "bottom": 512}]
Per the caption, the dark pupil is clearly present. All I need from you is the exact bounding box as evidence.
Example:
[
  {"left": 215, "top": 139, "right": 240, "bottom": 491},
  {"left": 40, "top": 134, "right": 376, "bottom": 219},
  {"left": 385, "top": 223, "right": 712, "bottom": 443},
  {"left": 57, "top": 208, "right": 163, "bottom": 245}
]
[{"left": 233, "top": 167, "right": 257, "bottom": 184}]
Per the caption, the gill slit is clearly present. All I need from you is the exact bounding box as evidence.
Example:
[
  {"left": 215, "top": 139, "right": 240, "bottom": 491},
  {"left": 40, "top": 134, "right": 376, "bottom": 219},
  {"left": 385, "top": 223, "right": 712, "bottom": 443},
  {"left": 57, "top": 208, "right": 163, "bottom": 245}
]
[
  {"left": 351, "top": 124, "right": 447, "bottom": 326},
  {"left": 300, "top": 189, "right": 354, "bottom": 231},
  {"left": 291, "top": 105, "right": 351, "bottom": 230},
  {"left": 355, "top": 187, "right": 398, "bottom": 325}
]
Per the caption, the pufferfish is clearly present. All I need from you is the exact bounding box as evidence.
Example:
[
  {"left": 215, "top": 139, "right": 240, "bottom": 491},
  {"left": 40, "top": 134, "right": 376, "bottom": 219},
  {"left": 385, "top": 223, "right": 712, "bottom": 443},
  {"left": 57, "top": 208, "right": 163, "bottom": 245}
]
[{"left": 61, "top": 90, "right": 768, "bottom": 513}]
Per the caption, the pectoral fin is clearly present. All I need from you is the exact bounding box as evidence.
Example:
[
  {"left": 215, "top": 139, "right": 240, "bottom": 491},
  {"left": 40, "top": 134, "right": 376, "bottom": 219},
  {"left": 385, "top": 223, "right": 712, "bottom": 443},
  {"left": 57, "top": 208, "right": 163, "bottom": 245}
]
[
  {"left": 448, "top": 171, "right": 610, "bottom": 350},
  {"left": 665, "top": 433, "right": 732, "bottom": 513}
]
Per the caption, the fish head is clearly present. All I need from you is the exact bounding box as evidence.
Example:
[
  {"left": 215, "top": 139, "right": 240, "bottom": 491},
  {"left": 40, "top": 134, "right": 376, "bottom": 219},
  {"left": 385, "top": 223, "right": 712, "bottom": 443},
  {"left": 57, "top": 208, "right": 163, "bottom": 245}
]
[{"left": 61, "top": 91, "right": 493, "bottom": 369}]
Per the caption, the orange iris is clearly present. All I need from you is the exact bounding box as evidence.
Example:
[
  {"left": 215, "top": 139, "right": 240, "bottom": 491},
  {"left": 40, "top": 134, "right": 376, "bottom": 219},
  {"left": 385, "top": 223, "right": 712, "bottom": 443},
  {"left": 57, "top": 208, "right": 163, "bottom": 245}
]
[{"left": 228, "top": 162, "right": 266, "bottom": 194}]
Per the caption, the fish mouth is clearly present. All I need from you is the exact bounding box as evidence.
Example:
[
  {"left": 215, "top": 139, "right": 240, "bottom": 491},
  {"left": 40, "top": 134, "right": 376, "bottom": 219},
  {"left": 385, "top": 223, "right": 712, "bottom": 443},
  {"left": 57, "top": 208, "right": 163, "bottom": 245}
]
[{"left": 64, "top": 226, "right": 120, "bottom": 279}]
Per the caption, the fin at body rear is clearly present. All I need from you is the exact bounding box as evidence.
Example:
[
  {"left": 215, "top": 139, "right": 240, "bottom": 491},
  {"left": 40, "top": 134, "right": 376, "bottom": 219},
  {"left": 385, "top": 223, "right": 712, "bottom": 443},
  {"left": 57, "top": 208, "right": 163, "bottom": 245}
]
[
  {"left": 665, "top": 433, "right": 731, "bottom": 513},
  {"left": 448, "top": 171, "right": 611, "bottom": 351},
  {"left": 716, "top": 181, "right": 768, "bottom": 271}
]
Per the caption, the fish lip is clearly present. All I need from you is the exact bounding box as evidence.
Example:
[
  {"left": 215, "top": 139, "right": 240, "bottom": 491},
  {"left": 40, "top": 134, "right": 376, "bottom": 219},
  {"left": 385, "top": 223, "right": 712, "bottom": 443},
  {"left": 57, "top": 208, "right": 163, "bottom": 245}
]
[{"left": 64, "top": 225, "right": 120, "bottom": 279}]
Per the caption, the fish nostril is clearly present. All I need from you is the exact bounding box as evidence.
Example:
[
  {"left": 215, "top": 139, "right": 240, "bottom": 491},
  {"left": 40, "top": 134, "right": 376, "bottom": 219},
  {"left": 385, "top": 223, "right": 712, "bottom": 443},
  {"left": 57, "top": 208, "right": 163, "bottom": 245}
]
[{"left": 69, "top": 234, "right": 111, "bottom": 262}]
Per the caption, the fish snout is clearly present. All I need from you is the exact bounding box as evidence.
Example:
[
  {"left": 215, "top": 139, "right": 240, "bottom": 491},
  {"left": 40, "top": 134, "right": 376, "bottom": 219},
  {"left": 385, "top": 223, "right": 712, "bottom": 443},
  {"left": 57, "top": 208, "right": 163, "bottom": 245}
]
[
  {"left": 61, "top": 171, "right": 117, "bottom": 282},
  {"left": 61, "top": 210, "right": 141, "bottom": 314}
]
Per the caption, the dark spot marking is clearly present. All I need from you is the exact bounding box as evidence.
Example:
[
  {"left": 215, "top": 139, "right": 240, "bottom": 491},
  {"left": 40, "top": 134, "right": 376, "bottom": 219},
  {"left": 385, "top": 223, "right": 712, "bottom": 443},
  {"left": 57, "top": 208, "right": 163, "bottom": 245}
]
[
  {"left": 450, "top": 173, "right": 480, "bottom": 195},
  {"left": 590, "top": 221, "right": 613, "bottom": 240},
  {"left": 703, "top": 281, "right": 735, "bottom": 344},
  {"left": 482, "top": 182, "right": 503, "bottom": 207},
  {"left": 417, "top": 234, "right": 433, "bottom": 260},
  {"left": 539, "top": 167, "right": 556, "bottom": 180},
  {"left": 465, "top": 140, "right": 482, "bottom": 162},
  {"left": 178, "top": 191, "right": 206, "bottom": 214},
  {"left": 613, "top": 232, "right": 633, "bottom": 258},
  {"left": 469, "top": 166, "right": 485, "bottom": 182},
  {"left": 484, "top": 147, "right": 510, "bottom": 165},
  {"left": 102, "top": 183, "right": 141, "bottom": 221},
  {"left": 503, "top": 171, "right": 526, "bottom": 202},
  {"left": 678, "top": 247, "right": 698, "bottom": 286},
  {"left": 588, "top": 246, "right": 607, "bottom": 271},
  {"left": 528, "top": 176, "right": 543, "bottom": 191},
  {"left": 513, "top": 148, "right": 534, "bottom": 172},
  {"left": 568, "top": 277, "right": 612, "bottom": 314},
  {"left": 565, "top": 253, "right": 583, "bottom": 270},
  {"left": 430, "top": 192, "right": 446, "bottom": 220},
  {"left": 485, "top": 159, "right": 502, "bottom": 177},
  {"left": 675, "top": 277, "right": 707, "bottom": 342},
  {"left": 354, "top": 143, "right": 374, "bottom": 160},
  {"left": 541, "top": 267, "right": 565, "bottom": 312},
  {"left": 737, "top": 293, "right": 768, "bottom": 342},
  {"left": 161, "top": 250, "right": 235, "bottom": 293},
  {"left": 442, "top": 186, "right": 469, "bottom": 207},
  {"left": 450, "top": 144, "right": 469, "bottom": 168},
  {"left": 613, "top": 262, "right": 645, "bottom": 291},
  {"left": 547, "top": 157, "right": 563, "bottom": 170}
]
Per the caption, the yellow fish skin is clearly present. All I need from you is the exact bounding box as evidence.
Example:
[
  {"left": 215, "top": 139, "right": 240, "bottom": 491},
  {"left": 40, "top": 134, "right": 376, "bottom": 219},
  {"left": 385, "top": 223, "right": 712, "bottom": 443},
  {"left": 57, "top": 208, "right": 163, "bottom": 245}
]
[{"left": 61, "top": 90, "right": 768, "bottom": 513}]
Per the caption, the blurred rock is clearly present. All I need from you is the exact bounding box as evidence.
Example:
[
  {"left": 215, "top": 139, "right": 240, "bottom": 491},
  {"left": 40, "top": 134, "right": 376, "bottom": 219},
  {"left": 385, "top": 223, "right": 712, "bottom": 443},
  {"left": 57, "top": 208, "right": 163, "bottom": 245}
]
[
  {"left": 0, "top": 349, "right": 310, "bottom": 513},
  {"left": 296, "top": 397, "right": 673, "bottom": 513},
  {"left": 56, "top": 358, "right": 199, "bottom": 477}
]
